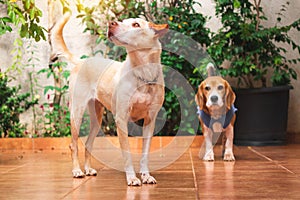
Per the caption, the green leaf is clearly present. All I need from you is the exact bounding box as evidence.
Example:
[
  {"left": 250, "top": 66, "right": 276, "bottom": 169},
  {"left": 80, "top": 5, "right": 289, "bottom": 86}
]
[
  {"left": 29, "top": 8, "right": 35, "bottom": 20},
  {"left": 20, "top": 24, "right": 29, "bottom": 38},
  {"left": 62, "top": 70, "right": 70, "bottom": 79},
  {"left": 289, "top": 68, "right": 297, "bottom": 80},
  {"left": 233, "top": 0, "right": 241, "bottom": 9},
  {"left": 2, "top": 17, "right": 12, "bottom": 23},
  {"left": 37, "top": 68, "right": 48, "bottom": 74},
  {"left": 80, "top": 55, "right": 89, "bottom": 59},
  {"left": 187, "top": 127, "right": 195, "bottom": 134},
  {"left": 25, "top": 0, "right": 31, "bottom": 10},
  {"left": 44, "top": 86, "right": 55, "bottom": 95}
]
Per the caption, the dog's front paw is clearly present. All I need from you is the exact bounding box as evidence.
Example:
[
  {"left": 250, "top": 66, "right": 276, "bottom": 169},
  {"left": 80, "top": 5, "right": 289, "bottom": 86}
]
[
  {"left": 72, "top": 169, "right": 85, "bottom": 178},
  {"left": 203, "top": 152, "right": 214, "bottom": 161},
  {"left": 85, "top": 167, "right": 97, "bottom": 176},
  {"left": 141, "top": 173, "right": 157, "bottom": 184},
  {"left": 223, "top": 152, "right": 235, "bottom": 161},
  {"left": 126, "top": 173, "right": 142, "bottom": 186}
]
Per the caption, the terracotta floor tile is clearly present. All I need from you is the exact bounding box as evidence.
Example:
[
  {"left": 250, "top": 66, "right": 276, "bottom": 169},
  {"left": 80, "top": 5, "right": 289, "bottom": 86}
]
[{"left": 1, "top": 137, "right": 300, "bottom": 199}]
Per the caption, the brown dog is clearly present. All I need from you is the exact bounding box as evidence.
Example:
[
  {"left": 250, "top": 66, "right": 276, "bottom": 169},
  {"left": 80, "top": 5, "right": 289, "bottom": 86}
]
[
  {"left": 195, "top": 63, "right": 236, "bottom": 161},
  {"left": 51, "top": 14, "right": 168, "bottom": 186}
]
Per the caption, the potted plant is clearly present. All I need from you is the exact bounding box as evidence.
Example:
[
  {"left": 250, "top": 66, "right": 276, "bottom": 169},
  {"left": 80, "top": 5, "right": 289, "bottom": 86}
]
[{"left": 208, "top": 0, "right": 300, "bottom": 145}]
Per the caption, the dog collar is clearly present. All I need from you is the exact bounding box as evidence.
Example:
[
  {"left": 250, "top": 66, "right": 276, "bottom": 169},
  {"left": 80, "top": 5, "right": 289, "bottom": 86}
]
[
  {"left": 135, "top": 75, "right": 159, "bottom": 85},
  {"left": 197, "top": 105, "right": 237, "bottom": 129},
  {"left": 133, "top": 70, "right": 159, "bottom": 85}
]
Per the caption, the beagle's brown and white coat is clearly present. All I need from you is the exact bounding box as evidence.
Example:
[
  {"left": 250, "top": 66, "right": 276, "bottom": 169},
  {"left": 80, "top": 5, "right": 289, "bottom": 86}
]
[{"left": 195, "top": 64, "right": 236, "bottom": 161}]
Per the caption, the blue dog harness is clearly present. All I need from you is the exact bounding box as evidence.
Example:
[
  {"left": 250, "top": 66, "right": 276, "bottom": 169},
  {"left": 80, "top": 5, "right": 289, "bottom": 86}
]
[{"left": 197, "top": 105, "right": 237, "bottom": 129}]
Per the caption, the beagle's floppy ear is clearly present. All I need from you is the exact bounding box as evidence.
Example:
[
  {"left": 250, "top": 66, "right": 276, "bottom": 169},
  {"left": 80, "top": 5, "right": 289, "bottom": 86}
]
[
  {"left": 149, "top": 22, "right": 169, "bottom": 37},
  {"left": 225, "top": 81, "right": 236, "bottom": 110},
  {"left": 195, "top": 84, "right": 207, "bottom": 112}
]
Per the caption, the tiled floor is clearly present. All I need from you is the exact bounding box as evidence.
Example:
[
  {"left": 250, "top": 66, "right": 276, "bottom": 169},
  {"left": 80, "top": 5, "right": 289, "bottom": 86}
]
[{"left": 1, "top": 136, "right": 300, "bottom": 199}]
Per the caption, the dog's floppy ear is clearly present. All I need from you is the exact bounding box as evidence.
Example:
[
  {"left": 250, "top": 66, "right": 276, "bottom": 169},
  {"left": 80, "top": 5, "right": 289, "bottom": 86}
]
[
  {"left": 149, "top": 22, "right": 169, "bottom": 37},
  {"left": 225, "top": 81, "right": 236, "bottom": 110},
  {"left": 195, "top": 84, "right": 206, "bottom": 111}
]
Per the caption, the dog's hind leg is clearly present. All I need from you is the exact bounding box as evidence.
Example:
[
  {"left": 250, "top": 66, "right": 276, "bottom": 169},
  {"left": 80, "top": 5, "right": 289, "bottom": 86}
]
[
  {"left": 69, "top": 77, "right": 92, "bottom": 178},
  {"left": 84, "top": 99, "right": 104, "bottom": 176},
  {"left": 140, "top": 115, "right": 157, "bottom": 184},
  {"left": 70, "top": 103, "right": 86, "bottom": 178}
]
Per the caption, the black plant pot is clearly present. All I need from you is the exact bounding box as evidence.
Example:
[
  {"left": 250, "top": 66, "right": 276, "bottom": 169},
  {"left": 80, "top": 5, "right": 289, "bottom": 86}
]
[{"left": 233, "top": 85, "right": 292, "bottom": 146}]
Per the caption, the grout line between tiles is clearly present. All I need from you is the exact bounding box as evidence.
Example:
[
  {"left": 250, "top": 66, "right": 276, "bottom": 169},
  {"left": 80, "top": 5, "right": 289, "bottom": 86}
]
[
  {"left": 60, "top": 165, "right": 107, "bottom": 200},
  {"left": 1, "top": 162, "right": 30, "bottom": 174},
  {"left": 189, "top": 148, "right": 200, "bottom": 200},
  {"left": 60, "top": 176, "right": 93, "bottom": 199},
  {"left": 248, "top": 146, "right": 298, "bottom": 177}
]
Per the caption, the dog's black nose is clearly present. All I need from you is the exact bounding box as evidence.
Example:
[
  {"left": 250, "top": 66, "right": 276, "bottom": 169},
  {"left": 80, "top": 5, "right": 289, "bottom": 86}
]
[
  {"left": 210, "top": 95, "right": 218, "bottom": 103},
  {"left": 109, "top": 21, "right": 118, "bottom": 27}
]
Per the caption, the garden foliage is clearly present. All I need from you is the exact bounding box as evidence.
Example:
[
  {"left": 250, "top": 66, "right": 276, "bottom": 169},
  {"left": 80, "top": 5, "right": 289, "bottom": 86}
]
[
  {"left": 209, "top": 0, "right": 300, "bottom": 88},
  {"left": 0, "top": 71, "right": 37, "bottom": 137},
  {"left": 1, "top": 0, "right": 299, "bottom": 137}
]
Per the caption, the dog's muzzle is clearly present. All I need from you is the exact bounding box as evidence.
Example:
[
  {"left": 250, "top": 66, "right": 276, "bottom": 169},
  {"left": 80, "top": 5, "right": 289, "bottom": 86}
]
[{"left": 107, "top": 21, "right": 118, "bottom": 40}]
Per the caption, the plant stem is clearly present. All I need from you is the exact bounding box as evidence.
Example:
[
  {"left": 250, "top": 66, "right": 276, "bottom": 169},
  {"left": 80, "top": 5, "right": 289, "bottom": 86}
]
[
  {"left": 28, "top": 72, "right": 37, "bottom": 135},
  {"left": 254, "top": 0, "right": 261, "bottom": 31},
  {"left": 254, "top": 0, "right": 265, "bottom": 87},
  {"left": 49, "top": 65, "right": 62, "bottom": 105}
]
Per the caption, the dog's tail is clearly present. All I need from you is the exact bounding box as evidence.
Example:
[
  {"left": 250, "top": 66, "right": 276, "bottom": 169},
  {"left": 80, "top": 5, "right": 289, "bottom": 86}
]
[
  {"left": 49, "top": 11, "right": 79, "bottom": 65},
  {"left": 206, "top": 62, "right": 217, "bottom": 77}
]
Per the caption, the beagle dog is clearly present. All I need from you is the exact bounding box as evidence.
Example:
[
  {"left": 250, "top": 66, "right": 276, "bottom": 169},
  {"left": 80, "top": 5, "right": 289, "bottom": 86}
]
[{"left": 195, "top": 63, "right": 236, "bottom": 161}]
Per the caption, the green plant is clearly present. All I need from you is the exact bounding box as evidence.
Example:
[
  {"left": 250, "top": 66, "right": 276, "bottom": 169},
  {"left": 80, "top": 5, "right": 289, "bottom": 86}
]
[
  {"left": 0, "top": 0, "right": 47, "bottom": 137},
  {"left": 39, "top": 99, "right": 70, "bottom": 137},
  {"left": 209, "top": 0, "right": 300, "bottom": 88},
  {"left": 25, "top": 40, "right": 42, "bottom": 135},
  {"left": 37, "top": 61, "right": 71, "bottom": 137},
  {"left": 147, "top": 0, "right": 211, "bottom": 135},
  {"left": 0, "top": 0, "right": 46, "bottom": 41},
  {"left": 0, "top": 71, "right": 37, "bottom": 137}
]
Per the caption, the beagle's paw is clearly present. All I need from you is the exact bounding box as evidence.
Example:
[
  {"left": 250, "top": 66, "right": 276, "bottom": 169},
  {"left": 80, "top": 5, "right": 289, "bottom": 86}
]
[
  {"left": 223, "top": 152, "right": 235, "bottom": 161},
  {"left": 72, "top": 169, "right": 85, "bottom": 178},
  {"left": 141, "top": 173, "right": 157, "bottom": 184},
  {"left": 85, "top": 167, "right": 97, "bottom": 176},
  {"left": 126, "top": 173, "right": 142, "bottom": 186},
  {"left": 203, "top": 152, "right": 214, "bottom": 161}
]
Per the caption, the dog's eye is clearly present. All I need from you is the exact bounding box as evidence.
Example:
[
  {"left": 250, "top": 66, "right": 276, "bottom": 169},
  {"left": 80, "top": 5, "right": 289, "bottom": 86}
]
[
  {"left": 218, "top": 85, "right": 224, "bottom": 90},
  {"left": 132, "top": 22, "right": 140, "bottom": 28},
  {"left": 204, "top": 86, "right": 211, "bottom": 91}
]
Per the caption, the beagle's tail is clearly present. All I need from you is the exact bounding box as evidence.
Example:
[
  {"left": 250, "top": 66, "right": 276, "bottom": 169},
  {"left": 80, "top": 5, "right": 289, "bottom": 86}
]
[
  {"left": 206, "top": 62, "right": 217, "bottom": 77},
  {"left": 49, "top": 11, "right": 79, "bottom": 65}
]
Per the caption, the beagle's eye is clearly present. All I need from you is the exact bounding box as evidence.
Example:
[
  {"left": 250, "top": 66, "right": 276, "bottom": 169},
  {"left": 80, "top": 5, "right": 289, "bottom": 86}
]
[
  {"left": 218, "top": 85, "right": 224, "bottom": 90},
  {"left": 132, "top": 22, "right": 140, "bottom": 28},
  {"left": 204, "top": 86, "right": 211, "bottom": 91}
]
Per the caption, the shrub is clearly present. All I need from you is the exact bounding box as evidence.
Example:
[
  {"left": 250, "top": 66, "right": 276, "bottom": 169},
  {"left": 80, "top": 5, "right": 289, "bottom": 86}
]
[
  {"left": 147, "top": 0, "right": 211, "bottom": 135},
  {"left": 0, "top": 71, "right": 37, "bottom": 137},
  {"left": 209, "top": 0, "right": 300, "bottom": 88}
]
